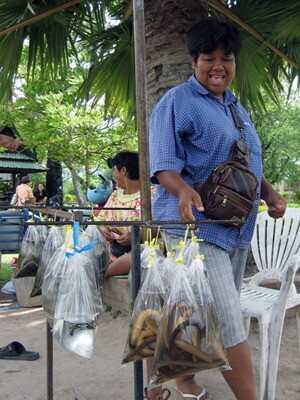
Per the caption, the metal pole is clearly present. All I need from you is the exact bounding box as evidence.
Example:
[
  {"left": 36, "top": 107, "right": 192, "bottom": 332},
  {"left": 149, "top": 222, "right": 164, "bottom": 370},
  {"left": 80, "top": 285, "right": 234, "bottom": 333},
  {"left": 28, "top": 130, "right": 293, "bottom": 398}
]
[
  {"left": 131, "top": 225, "right": 144, "bottom": 400},
  {"left": 47, "top": 321, "right": 53, "bottom": 400},
  {"left": 133, "top": 0, "right": 152, "bottom": 223}
]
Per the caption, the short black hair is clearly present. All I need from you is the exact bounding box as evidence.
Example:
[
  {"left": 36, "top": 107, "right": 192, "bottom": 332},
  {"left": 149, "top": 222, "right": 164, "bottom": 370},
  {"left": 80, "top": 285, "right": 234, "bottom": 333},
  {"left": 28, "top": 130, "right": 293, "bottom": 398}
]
[
  {"left": 187, "top": 19, "right": 242, "bottom": 63},
  {"left": 21, "top": 176, "right": 30, "bottom": 183},
  {"left": 107, "top": 151, "right": 139, "bottom": 180}
]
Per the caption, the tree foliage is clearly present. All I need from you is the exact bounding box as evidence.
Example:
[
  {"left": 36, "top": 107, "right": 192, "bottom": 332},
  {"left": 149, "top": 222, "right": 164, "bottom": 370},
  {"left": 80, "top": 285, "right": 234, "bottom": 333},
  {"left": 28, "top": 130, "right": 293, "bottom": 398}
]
[
  {"left": 0, "top": 1, "right": 299, "bottom": 116},
  {"left": 252, "top": 91, "right": 300, "bottom": 186},
  {"left": 0, "top": 0, "right": 299, "bottom": 202},
  {"left": 0, "top": 62, "right": 138, "bottom": 202}
]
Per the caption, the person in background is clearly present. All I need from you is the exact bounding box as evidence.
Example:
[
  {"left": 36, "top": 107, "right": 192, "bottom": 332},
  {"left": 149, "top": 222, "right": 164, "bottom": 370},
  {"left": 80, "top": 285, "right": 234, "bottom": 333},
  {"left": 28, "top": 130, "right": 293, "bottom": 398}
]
[
  {"left": 34, "top": 182, "right": 48, "bottom": 205},
  {"left": 15, "top": 176, "right": 35, "bottom": 221},
  {"left": 15, "top": 176, "right": 35, "bottom": 207},
  {"left": 0, "top": 134, "right": 25, "bottom": 152},
  {"left": 148, "top": 18, "right": 286, "bottom": 400},
  {"left": 95, "top": 151, "right": 154, "bottom": 279}
]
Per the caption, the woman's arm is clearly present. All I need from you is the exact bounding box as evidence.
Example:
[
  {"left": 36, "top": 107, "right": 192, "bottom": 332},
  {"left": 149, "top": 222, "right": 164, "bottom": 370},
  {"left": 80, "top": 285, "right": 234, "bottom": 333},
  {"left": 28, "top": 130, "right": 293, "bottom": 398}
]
[
  {"left": 156, "top": 170, "right": 203, "bottom": 222},
  {"left": 260, "top": 175, "right": 286, "bottom": 218}
]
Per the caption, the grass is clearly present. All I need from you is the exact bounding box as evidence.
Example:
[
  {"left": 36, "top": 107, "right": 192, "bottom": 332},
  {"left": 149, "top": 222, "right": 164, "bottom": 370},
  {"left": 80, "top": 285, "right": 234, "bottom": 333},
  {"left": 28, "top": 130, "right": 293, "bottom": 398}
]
[
  {"left": 0, "top": 254, "right": 16, "bottom": 283},
  {"left": 258, "top": 203, "right": 299, "bottom": 213},
  {"left": 287, "top": 203, "right": 300, "bottom": 208}
]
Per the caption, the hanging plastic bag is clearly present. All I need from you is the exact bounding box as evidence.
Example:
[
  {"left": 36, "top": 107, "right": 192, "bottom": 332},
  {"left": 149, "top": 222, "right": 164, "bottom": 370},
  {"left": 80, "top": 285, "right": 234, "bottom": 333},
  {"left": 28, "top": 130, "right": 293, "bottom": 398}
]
[
  {"left": 150, "top": 229, "right": 228, "bottom": 386},
  {"left": 159, "top": 231, "right": 182, "bottom": 295},
  {"left": 122, "top": 249, "right": 166, "bottom": 364},
  {"left": 185, "top": 235, "right": 229, "bottom": 366},
  {"left": 85, "top": 224, "right": 110, "bottom": 285},
  {"left": 1, "top": 280, "right": 16, "bottom": 295},
  {"left": 36, "top": 224, "right": 48, "bottom": 245},
  {"left": 14, "top": 223, "right": 45, "bottom": 278},
  {"left": 126, "top": 229, "right": 165, "bottom": 307},
  {"left": 52, "top": 221, "right": 99, "bottom": 359},
  {"left": 53, "top": 254, "right": 99, "bottom": 359},
  {"left": 42, "top": 226, "right": 74, "bottom": 326},
  {"left": 31, "top": 226, "right": 64, "bottom": 298}
]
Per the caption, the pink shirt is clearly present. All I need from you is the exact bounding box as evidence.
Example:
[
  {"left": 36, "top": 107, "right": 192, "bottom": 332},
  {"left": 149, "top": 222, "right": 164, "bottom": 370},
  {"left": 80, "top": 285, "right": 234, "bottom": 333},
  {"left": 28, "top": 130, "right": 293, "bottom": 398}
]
[{"left": 15, "top": 184, "right": 34, "bottom": 206}]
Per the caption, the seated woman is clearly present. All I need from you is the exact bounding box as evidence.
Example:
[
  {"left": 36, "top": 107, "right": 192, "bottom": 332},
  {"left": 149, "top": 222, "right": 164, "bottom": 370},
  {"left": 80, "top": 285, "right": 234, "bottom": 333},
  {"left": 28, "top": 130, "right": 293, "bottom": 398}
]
[
  {"left": 95, "top": 151, "right": 154, "bottom": 279},
  {"left": 34, "top": 183, "right": 48, "bottom": 205}
]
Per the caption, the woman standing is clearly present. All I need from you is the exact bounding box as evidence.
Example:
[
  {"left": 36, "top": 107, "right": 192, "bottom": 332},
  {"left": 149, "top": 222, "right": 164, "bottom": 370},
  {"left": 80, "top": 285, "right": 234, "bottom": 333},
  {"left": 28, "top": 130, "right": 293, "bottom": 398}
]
[{"left": 148, "top": 18, "right": 286, "bottom": 400}]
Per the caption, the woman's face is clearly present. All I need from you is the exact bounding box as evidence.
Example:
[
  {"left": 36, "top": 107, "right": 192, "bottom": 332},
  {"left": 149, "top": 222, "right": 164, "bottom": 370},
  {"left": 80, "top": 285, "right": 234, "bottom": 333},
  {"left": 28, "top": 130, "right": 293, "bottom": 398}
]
[
  {"left": 112, "top": 166, "right": 126, "bottom": 188},
  {"left": 38, "top": 183, "right": 44, "bottom": 191},
  {"left": 192, "top": 47, "right": 236, "bottom": 101}
]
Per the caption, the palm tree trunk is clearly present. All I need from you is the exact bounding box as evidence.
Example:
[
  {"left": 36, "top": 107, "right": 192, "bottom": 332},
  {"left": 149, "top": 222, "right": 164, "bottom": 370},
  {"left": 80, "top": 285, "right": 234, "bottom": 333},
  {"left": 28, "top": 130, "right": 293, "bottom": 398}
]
[{"left": 145, "top": 0, "right": 208, "bottom": 114}]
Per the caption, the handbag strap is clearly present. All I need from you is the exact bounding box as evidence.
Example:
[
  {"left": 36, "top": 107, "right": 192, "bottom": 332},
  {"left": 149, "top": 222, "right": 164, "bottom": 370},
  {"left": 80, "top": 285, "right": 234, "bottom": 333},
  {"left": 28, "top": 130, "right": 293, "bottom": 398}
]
[{"left": 229, "top": 104, "right": 245, "bottom": 141}]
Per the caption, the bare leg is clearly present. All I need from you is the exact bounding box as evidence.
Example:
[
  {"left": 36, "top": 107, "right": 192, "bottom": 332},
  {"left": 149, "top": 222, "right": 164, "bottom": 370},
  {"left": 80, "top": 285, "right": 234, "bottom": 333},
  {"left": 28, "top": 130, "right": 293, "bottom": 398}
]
[
  {"left": 222, "top": 340, "right": 258, "bottom": 400},
  {"left": 175, "top": 374, "right": 209, "bottom": 399},
  {"left": 170, "top": 341, "right": 257, "bottom": 400},
  {"left": 145, "top": 365, "right": 206, "bottom": 399},
  {"left": 105, "top": 254, "right": 132, "bottom": 278}
]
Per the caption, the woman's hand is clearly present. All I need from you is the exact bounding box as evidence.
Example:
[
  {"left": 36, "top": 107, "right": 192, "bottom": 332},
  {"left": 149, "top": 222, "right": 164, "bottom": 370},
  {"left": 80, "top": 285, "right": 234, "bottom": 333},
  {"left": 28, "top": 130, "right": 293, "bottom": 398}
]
[
  {"left": 115, "top": 231, "right": 131, "bottom": 246},
  {"left": 261, "top": 175, "right": 287, "bottom": 219},
  {"left": 177, "top": 186, "right": 204, "bottom": 222},
  {"left": 265, "top": 192, "right": 286, "bottom": 219},
  {"left": 156, "top": 170, "right": 204, "bottom": 222},
  {"left": 99, "top": 226, "right": 114, "bottom": 242}
]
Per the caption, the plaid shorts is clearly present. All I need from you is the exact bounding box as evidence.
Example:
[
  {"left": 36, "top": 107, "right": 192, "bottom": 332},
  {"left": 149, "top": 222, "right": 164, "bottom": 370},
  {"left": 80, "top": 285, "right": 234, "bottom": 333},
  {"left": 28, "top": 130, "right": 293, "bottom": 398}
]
[{"left": 164, "top": 234, "right": 248, "bottom": 348}]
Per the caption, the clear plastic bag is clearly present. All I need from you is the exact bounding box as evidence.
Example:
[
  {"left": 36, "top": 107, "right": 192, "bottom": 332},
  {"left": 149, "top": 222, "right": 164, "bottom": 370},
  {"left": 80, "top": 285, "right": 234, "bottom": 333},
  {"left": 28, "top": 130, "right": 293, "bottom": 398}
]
[
  {"left": 42, "top": 226, "right": 75, "bottom": 325},
  {"left": 42, "top": 221, "right": 99, "bottom": 359},
  {"left": 36, "top": 224, "right": 48, "bottom": 246},
  {"left": 31, "top": 226, "right": 64, "bottom": 297},
  {"left": 150, "top": 245, "right": 228, "bottom": 386},
  {"left": 14, "top": 225, "right": 45, "bottom": 278},
  {"left": 42, "top": 246, "right": 70, "bottom": 327},
  {"left": 126, "top": 233, "right": 164, "bottom": 308},
  {"left": 20, "top": 225, "right": 45, "bottom": 258},
  {"left": 54, "top": 254, "right": 100, "bottom": 323},
  {"left": 85, "top": 225, "right": 110, "bottom": 285},
  {"left": 122, "top": 255, "right": 166, "bottom": 364},
  {"left": 53, "top": 252, "right": 100, "bottom": 359},
  {"left": 53, "top": 318, "right": 98, "bottom": 359},
  {"left": 1, "top": 280, "right": 16, "bottom": 295}
]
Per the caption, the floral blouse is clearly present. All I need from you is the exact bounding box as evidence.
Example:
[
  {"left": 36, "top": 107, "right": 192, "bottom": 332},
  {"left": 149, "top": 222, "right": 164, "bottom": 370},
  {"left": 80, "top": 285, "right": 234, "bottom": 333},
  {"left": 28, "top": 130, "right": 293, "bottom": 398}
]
[{"left": 95, "top": 188, "right": 155, "bottom": 234}]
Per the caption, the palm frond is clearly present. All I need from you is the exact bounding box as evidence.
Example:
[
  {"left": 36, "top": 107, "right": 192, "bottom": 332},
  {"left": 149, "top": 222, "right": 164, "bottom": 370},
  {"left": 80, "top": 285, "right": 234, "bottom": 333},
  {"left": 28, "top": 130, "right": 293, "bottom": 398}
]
[
  {"left": 79, "top": 22, "right": 135, "bottom": 119},
  {"left": 0, "top": 0, "right": 104, "bottom": 104},
  {"left": 225, "top": 0, "right": 299, "bottom": 112}
]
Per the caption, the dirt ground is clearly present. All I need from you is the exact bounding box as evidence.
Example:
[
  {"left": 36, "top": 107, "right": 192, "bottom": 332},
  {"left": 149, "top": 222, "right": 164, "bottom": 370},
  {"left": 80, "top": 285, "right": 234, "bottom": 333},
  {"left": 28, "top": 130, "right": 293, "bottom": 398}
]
[{"left": 0, "top": 289, "right": 299, "bottom": 400}]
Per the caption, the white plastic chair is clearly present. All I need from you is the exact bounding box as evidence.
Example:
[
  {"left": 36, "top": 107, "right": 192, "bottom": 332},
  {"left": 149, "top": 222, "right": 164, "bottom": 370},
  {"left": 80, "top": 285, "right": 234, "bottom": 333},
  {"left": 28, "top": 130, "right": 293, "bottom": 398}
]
[{"left": 240, "top": 209, "right": 300, "bottom": 400}]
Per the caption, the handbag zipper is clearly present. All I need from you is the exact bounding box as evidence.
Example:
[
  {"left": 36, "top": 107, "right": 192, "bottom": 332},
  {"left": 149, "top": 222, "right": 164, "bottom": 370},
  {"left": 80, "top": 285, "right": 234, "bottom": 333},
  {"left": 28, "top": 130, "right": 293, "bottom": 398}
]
[{"left": 213, "top": 185, "right": 219, "bottom": 194}]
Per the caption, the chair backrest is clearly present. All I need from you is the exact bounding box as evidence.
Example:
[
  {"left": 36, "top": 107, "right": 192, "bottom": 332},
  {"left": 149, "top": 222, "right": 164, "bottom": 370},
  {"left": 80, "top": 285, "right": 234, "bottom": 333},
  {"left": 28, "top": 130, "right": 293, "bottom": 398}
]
[{"left": 251, "top": 208, "right": 300, "bottom": 272}]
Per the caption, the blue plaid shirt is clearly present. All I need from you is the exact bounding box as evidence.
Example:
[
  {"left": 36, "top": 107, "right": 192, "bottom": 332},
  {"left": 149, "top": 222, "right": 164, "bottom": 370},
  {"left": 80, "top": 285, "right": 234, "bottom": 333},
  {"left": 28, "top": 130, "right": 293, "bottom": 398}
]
[{"left": 149, "top": 75, "right": 263, "bottom": 251}]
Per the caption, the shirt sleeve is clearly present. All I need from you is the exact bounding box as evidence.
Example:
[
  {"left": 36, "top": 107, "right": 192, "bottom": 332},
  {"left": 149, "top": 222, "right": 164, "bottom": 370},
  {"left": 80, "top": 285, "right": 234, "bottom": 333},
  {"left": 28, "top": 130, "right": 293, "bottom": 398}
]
[
  {"left": 149, "top": 96, "right": 186, "bottom": 183},
  {"left": 95, "top": 191, "right": 117, "bottom": 221}
]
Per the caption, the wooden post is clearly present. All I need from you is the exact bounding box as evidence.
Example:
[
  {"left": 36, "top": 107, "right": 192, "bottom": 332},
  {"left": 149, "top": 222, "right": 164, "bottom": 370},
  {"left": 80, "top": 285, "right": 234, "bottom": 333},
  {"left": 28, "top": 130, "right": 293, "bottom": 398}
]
[{"left": 133, "top": 0, "right": 151, "bottom": 224}]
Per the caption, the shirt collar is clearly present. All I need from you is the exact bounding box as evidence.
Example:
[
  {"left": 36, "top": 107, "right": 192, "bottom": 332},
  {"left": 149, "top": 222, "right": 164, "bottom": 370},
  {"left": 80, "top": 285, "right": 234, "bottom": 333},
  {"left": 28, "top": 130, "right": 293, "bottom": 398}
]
[{"left": 188, "top": 74, "right": 237, "bottom": 106}]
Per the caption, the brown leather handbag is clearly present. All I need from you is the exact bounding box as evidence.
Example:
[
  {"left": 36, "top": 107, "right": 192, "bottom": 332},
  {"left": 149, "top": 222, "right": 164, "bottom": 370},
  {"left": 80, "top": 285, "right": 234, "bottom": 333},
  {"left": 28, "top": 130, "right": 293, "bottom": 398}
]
[{"left": 195, "top": 105, "right": 259, "bottom": 228}]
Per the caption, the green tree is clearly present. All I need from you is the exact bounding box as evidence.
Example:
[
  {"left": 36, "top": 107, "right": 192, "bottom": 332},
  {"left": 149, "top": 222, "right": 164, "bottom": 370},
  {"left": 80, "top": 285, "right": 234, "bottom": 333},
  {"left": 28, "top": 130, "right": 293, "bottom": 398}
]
[
  {"left": 0, "top": 1, "right": 299, "bottom": 116},
  {"left": 252, "top": 91, "right": 300, "bottom": 186},
  {"left": 0, "top": 0, "right": 299, "bottom": 205},
  {"left": 0, "top": 70, "right": 137, "bottom": 204}
]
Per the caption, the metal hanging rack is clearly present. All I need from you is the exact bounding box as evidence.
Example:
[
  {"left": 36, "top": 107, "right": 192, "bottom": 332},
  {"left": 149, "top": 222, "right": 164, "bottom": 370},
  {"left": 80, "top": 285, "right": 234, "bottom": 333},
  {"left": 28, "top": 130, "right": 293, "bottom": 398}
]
[{"left": 22, "top": 206, "right": 235, "bottom": 400}]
